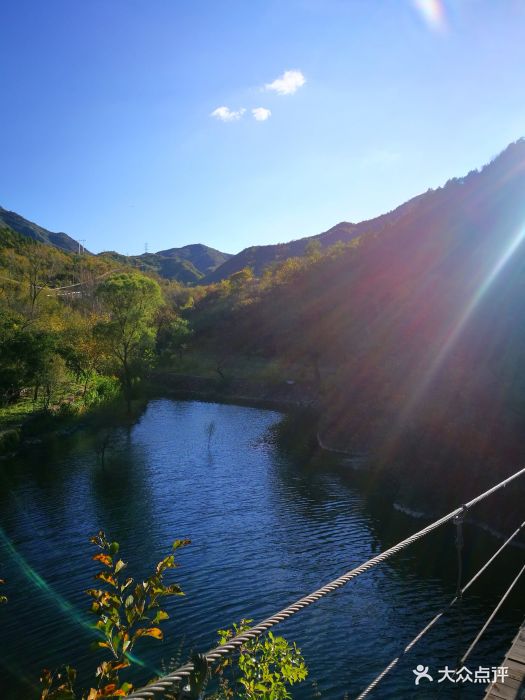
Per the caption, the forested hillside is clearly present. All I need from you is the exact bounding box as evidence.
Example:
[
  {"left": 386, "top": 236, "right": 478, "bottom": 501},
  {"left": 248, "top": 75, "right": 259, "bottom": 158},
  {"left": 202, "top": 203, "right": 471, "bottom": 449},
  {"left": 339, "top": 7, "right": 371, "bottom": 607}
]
[
  {"left": 202, "top": 181, "right": 447, "bottom": 282},
  {"left": 100, "top": 243, "right": 231, "bottom": 283},
  {"left": 202, "top": 222, "right": 359, "bottom": 282},
  {"left": 0, "top": 206, "right": 84, "bottom": 253},
  {"left": 189, "top": 139, "right": 525, "bottom": 519},
  {"left": 0, "top": 228, "right": 195, "bottom": 429},
  {"left": 0, "top": 204, "right": 232, "bottom": 284}
]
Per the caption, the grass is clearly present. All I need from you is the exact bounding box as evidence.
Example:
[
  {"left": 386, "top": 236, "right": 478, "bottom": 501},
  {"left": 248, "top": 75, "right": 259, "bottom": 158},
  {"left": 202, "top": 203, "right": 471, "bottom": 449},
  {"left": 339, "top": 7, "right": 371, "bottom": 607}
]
[
  {"left": 159, "top": 349, "right": 315, "bottom": 384},
  {"left": 0, "top": 373, "right": 120, "bottom": 441},
  {"left": 0, "top": 396, "right": 38, "bottom": 432}
]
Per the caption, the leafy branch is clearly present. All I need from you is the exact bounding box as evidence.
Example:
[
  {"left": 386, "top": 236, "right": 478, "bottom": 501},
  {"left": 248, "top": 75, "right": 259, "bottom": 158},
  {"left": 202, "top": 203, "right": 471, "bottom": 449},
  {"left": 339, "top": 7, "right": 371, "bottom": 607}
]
[
  {"left": 41, "top": 531, "right": 190, "bottom": 699},
  {"left": 213, "top": 620, "right": 308, "bottom": 700},
  {"left": 38, "top": 535, "right": 308, "bottom": 700}
]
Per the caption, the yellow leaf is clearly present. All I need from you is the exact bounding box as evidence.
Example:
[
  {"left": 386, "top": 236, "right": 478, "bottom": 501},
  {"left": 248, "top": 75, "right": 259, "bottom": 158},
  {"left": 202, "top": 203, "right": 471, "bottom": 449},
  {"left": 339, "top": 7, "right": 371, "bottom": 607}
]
[
  {"left": 95, "top": 572, "right": 118, "bottom": 587},
  {"left": 136, "top": 627, "right": 163, "bottom": 640},
  {"left": 93, "top": 553, "right": 112, "bottom": 567},
  {"left": 112, "top": 660, "right": 130, "bottom": 670}
]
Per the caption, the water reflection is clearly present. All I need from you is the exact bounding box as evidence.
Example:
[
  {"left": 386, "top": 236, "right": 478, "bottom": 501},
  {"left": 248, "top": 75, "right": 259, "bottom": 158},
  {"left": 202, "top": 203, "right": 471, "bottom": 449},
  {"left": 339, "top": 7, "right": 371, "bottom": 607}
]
[{"left": 0, "top": 399, "right": 523, "bottom": 699}]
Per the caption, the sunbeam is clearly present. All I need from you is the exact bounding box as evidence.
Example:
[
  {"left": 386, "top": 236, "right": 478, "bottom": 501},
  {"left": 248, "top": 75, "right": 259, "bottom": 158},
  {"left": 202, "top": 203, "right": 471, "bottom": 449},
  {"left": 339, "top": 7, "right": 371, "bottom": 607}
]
[{"left": 390, "top": 222, "right": 525, "bottom": 442}]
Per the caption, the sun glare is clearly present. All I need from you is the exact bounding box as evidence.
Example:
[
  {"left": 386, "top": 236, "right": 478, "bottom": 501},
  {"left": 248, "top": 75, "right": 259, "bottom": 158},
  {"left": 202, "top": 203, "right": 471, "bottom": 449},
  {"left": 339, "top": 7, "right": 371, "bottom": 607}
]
[
  {"left": 393, "top": 222, "right": 525, "bottom": 437},
  {"left": 412, "top": 0, "right": 448, "bottom": 33}
]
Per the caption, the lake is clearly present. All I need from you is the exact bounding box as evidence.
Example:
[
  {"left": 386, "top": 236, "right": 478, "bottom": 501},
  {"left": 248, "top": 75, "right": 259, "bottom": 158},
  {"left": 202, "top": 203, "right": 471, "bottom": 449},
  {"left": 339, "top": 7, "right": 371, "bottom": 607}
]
[{"left": 0, "top": 398, "right": 523, "bottom": 699}]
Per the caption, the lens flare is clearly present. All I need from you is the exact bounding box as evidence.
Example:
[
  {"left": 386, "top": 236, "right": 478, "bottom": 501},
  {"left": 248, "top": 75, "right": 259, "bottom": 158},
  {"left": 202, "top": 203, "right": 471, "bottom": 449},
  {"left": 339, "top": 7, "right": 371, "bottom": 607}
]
[
  {"left": 392, "top": 223, "right": 525, "bottom": 437},
  {"left": 0, "top": 526, "right": 154, "bottom": 674},
  {"left": 412, "top": 0, "right": 448, "bottom": 32},
  {"left": 0, "top": 525, "right": 90, "bottom": 628}
]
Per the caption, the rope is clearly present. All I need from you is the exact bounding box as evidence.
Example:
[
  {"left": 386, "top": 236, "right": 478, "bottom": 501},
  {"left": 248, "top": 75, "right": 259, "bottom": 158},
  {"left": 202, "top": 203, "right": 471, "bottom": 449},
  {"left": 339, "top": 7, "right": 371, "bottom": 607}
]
[
  {"left": 126, "top": 466, "right": 525, "bottom": 699},
  {"left": 354, "top": 519, "right": 525, "bottom": 699},
  {"left": 0, "top": 274, "right": 22, "bottom": 286},
  {"left": 460, "top": 559, "right": 525, "bottom": 665}
]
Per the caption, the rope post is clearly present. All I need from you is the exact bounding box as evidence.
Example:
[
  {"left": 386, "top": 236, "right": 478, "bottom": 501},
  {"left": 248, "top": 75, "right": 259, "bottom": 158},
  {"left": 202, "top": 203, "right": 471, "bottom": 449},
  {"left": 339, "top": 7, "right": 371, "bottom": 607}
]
[
  {"left": 453, "top": 506, "right": 467, "bottom": 594},
  {"left": 453, "top": 505, "right": 467, "bottom": 693}
]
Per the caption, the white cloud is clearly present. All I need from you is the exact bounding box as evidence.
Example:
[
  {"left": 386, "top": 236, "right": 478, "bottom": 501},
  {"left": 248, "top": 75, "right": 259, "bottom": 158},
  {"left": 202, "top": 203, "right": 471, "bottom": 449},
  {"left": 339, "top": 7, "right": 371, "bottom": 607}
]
[
  {"left": 252, "top": 107, "right": 272, "bottom": 121},
  {"left": 210, "top": 106, "right": 246, "bottom": 122},
  {"left": 265, "top": 69, "right": 306, "bottom": 95}
]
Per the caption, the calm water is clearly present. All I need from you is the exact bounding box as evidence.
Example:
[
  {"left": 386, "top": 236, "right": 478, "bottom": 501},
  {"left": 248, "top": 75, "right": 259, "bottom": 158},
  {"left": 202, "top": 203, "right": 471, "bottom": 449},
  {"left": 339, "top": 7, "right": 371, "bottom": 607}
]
[{"left": 0, "top": 399, "right": 523, "bottom": 699}]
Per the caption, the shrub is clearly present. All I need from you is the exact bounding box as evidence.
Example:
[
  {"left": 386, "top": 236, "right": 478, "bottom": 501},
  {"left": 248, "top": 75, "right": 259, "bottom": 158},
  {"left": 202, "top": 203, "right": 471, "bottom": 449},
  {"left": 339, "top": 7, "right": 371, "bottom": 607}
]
[{"left": 0, "top": 428, "right": 21, "bottom": 454}]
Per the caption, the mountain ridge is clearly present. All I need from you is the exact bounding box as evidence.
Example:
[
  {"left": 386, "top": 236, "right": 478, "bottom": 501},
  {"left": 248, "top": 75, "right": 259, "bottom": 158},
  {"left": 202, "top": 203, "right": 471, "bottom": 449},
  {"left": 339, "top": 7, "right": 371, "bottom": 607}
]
[
  {"left": 0, "top": 206, "right": 85, "bottom": 254},
  {"left": 98, "top": 244, "right": 232, "bottom": 284},
  {"left": 202, "top": 188, "right": 440, "bottom": 283},
  {"left": 3, "top": 138, "right": 525, "bottom": 286},
  {"left": 0, "top": 206, "right": 232, "bottom": 284},
  {"left": 190, "top": 137, "right": 525, "bottom": 521}
]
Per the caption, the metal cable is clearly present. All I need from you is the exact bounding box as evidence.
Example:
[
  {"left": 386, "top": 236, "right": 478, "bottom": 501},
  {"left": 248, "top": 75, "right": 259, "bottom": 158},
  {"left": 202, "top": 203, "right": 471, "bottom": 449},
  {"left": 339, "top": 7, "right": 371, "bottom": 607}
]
[
  {"left": 1, "top": 267, "right": 123, "bottom": 292},
  {"left": 461, "top": 559, "right": 525, "bottom": 665},
  {"left": 41, "top": 268, "right": 123, "bottom": 292},
  {"left": 127, "top": 465, "right": 525, "bottom": 699},
  {"left": 462, "top": 520, "right": 525, "bottom": 595},
  {"left": 354, "top": 519, "right": 525, "bottom": 699}
]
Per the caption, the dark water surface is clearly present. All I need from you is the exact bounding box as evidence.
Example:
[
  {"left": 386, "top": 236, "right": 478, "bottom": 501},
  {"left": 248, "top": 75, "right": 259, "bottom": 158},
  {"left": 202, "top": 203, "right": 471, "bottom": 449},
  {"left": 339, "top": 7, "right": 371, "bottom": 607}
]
[{"left": 0, "top": 399, "right": 524, "bottom": 699}]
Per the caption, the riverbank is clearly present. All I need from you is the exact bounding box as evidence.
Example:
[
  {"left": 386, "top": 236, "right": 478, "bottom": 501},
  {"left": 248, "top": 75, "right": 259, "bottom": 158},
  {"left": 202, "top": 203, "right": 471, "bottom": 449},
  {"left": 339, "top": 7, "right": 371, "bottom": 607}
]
[
  {"left": 4, "top": 364, "right": 525, "bottom": 538},
  {"left": 148, "top": 369, "right": 525, "bottom": 536},
  {"left": 146, "top": 368, "right": 319, "bottom": 411},
  {"left": 0, "top": 373, "right": 123, "bottom": 458},
  {"left": 0, "top": 394, "right": 147, "bottom": 460}
]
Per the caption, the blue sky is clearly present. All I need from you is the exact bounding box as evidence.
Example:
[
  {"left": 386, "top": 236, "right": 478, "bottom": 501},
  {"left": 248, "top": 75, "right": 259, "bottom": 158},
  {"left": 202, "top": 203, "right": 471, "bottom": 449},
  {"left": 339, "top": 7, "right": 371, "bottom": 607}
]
[{"left": 1, "top": 0, "right": 525, "bottom": 255}]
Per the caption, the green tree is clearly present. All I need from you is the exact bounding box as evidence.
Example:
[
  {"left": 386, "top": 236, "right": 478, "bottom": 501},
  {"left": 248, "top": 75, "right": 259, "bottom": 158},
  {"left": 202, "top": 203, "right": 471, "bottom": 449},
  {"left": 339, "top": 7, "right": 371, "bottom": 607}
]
[
  {"left": 155, "top": 308, "right": 193, "bottom": 362},
  {"left": 94, "top": 273, "right": 163, "bottom": 410},
  {"left": 229, "top": 267, "right": 254, "bottom": 291},
  {"left": 304, "top": 239, "right": 322, "bottom": 259},
  {"left": 59, "top": 312, "right": 108, "bottom": 400},
  {"left": 213, "top": 620, "right": 308, "bottom": 700},
  {"left": 0, "top": 314, "right": 58, "bottom": 406}
]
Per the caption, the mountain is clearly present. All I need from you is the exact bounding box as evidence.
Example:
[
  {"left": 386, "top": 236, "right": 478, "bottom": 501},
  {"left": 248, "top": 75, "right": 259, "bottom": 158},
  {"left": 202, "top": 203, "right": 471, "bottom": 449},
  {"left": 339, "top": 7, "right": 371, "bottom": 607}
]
[
  {"left": 99, "top": 244, "right": 231, "bottom": 284},
  {"left": 202, "top": 222, "right": 358, "bottom": 283},
  {"left": 0, "top": 206, "right": 84, "bottom": 253},
  {"left": 202, "top": 192, "right": 436, "bottom": 283},
  {"left": 192, "top": 138, "right": 525, "bottom": 523},
  {"left": 0, "top": 204, "right": 231, "bottom": 284}
]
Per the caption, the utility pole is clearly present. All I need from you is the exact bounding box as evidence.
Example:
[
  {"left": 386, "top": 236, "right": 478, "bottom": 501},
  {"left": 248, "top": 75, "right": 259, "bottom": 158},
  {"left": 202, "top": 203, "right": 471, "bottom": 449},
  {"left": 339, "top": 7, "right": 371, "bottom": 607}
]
[{"left": 76, "top": 240, "right": 87, "bottom": 293}]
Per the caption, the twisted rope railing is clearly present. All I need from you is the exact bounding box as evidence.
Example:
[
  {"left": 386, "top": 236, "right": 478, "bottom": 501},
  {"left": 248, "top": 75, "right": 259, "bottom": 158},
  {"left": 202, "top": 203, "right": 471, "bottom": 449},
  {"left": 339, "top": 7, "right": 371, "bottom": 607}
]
[
  {"left": 127, "top": 465, "right": 525, "bottom": 699},
  {"left": 355, "top": 519, "right": 525, "bottom": 698}
]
